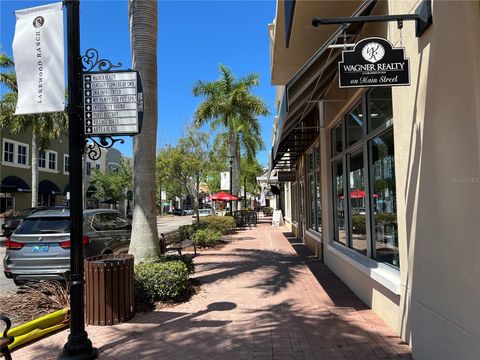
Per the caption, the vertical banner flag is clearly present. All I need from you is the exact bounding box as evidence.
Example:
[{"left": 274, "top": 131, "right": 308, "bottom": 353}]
[
  {"left": 12, "top": 2, "right": 65, "bottom": 115},
  {"left": 220, "top": 172, "right": 230, "bottom": 191}
]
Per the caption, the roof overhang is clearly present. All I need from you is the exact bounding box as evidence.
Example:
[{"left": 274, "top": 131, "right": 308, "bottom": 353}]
[
  {"left": 271, "top": 0, "right": 371, "bottom": 85},
  {"left": 269, "top": 1, "right": 377, "bottom": 174}
]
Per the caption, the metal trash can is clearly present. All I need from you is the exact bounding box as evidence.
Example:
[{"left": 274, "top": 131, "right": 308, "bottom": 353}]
[{"left": 84, "top": 254, "right": 134, "bottom": 326}]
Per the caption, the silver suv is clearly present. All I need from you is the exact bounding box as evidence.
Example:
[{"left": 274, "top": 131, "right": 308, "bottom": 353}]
[{"left": 3, "top": 209, "right": 131, "bottom": 285}]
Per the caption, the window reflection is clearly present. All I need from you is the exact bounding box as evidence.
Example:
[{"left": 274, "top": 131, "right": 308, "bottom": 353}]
[
  {"left": 368, "top": 87, "right": 393, "bottom": 132},
  {"left": 346, "top": 103, "right": 363, "bottom": 147},
  {"left": 348, "top": 151, "right": 367, "bottom": 255},
  {"left": 370, "top": 131, "right": 399, "bottom": 267},
  {"left": 333, "top": 161, "right": 346, "bottom": 245}
]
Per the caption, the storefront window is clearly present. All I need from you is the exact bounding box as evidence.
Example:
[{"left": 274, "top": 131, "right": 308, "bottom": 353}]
[
  {"left": 333, "top": 160, "right": 346, "bottom": 245},
  {"left": 330, "top": 89, "right": 398, "bottom": 269},
  {"left": 292, "top": 182, "right": 297, "bottom": 222},
  {"left": 346, "top": 103, "right": 363, "bottom": 148},
  {"left": 349, "top": 150, "right": 367, "bottom": 256},
  {"left": 370, "top": 130, "right": 399, "bottom": 267},
  {"left": 331, "top": 122, "right": 343, "bottom": 156},
  {"left": 368, "top": 87, "right": 393, "bottom": 132},
  {"left": 307, "top": 146, "right": 321, "bottom": 232}
]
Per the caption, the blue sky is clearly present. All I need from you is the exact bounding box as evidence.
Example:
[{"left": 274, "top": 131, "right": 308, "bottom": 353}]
[{"left": 0, "top": 0, "right": 276, "bottom": 167}]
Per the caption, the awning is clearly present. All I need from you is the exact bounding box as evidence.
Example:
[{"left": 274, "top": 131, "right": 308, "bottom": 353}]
[
  {"left": 270, "top": 1, "right": 377, "bottom": 172},
  {"left": 1, "top": 176, "right": 31, "bottom": 193},
  {"left": 38, "top": 180, "right": 61, "bottom": 195}
]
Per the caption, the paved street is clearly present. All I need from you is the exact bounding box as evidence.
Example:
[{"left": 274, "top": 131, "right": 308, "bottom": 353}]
[{"left": 11, "top": 220, "right": 412, "bottom": 360}]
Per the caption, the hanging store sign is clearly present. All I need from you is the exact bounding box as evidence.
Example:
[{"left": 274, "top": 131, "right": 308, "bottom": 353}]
[
  {"left": 339, "top": 37, "right": 410, "bottom": 88},
  {"left": 278, "top": 171, "right": 296, "bottom": 182},
  {"left": 83, "top": 70, "right": 143, "bottom": 136},
  {"left": 13, "top": 2, "right": 65, "bottom": 115}
]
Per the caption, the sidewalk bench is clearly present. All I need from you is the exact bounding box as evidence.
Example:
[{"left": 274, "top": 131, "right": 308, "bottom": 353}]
[
  {"left": 0, "top": 314, "right": 14, "bottom": 360},
  {"left": 161, "top": 233, "right": 197, "bottom": 256}
]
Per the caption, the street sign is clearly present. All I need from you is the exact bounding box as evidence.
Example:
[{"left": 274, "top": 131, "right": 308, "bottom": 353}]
[
  {"left": 83, "top": 70, "right": 143, "bottom": 136},
  {"left": 339, "top": 37, "right": 410, "bottom": 88}
]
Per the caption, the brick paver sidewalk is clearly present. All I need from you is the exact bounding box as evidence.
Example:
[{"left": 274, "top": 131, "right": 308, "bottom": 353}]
[{"left": 12, "top": 220, "right": 412, "bottom": 359}]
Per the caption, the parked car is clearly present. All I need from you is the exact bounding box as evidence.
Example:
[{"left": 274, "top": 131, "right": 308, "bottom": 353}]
[
  {"left": 194, "top": 208, "right": 216, "bottom": 218},
  {"left": 1, "top": 206, "right": 69, "bottom": 237},
  {"left": 171, "top": 208, "right": 184, "bottom": 216},
  {"left": 183, "top": 209, "right": 193, "bottom": 215},
  {"left": 3, "top": 208, "right": 131, "bottom": 285}
]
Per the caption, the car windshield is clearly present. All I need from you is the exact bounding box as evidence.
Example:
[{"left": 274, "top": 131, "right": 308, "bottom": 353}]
[{"left": 15, "top": 217, "right": 71, "bottom": 234}]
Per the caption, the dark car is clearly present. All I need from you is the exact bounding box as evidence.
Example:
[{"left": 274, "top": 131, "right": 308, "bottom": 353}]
[
  {"left": 3, "top": 208, "right": 131, "bottom": 285},
  {"left": 2, "top": 207, "right": 48, "bottom": 237},
  {"left": 171, "top": 208, "right": 186, "bottom": 216}
]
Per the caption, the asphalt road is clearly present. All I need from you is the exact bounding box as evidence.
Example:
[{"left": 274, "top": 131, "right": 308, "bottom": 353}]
[{"left": 0, "top": 215, "right": 193, "bottom": 293}]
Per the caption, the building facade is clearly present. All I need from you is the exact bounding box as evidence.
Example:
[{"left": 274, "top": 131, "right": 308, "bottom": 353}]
[
  {"left": 268, "top": 1, "right": 480, "bottom": 359},
  {"left": 1, "top": 126, "right": 126, "bottom": 213}
]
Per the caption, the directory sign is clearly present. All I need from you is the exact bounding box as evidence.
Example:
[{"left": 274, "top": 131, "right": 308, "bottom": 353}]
[{"left": 83, "top": 70, "right": 143, "bottom": 136}]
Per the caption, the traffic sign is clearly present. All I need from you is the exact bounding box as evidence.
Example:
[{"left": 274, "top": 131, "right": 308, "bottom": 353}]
[{"left": 83, "top": 70, "right": 143, "bottom": 136}]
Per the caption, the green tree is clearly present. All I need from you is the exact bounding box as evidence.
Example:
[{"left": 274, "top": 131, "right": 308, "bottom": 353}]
[
  {"left": 157, "top": 127, "right": 212, "bottom": 223},
  {"left": 0, "top": 52, "right": 67, "bottom": 207},
  {"left": 89, "top": 159, "right": 133, "bottom": 203},
  {"left": 128, "top": 0, "right": 160, "bottom": 262},
  {"left": 192, "top": 65, "right": 269, "bottom": 209}
]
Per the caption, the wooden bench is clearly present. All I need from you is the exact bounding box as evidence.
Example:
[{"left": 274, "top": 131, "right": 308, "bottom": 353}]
[
  {"left": 0, "top": 314, "right": 14, "bottom": 360},
  {"left": 161, "top": 233, "right": 197, "bottom": 256}
]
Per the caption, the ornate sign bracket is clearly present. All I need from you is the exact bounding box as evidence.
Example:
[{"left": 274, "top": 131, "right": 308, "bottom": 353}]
[{"left": 81, "top": 48, "right": 125, "bottom": 160}]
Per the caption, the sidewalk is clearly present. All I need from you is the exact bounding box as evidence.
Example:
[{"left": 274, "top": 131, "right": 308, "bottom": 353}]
[{"left": 11, "top": 220, "right": 412, "bottom": 360}]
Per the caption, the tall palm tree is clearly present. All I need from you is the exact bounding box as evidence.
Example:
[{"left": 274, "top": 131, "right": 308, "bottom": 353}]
[
  {"left": 0, "top": 53, "right": 67, "bottom": 207},
  {"left": 127, "top": 0, "right": 161, "bottom": 262},
  {"left": 192, "top": 65, "right": 269, "bottom": 208}
]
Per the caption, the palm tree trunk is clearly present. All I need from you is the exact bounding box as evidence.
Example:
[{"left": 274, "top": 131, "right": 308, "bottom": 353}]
[
  {"left": 235, "top": 138, "right": 241, "bottom": 209},
  {"left": 229, "top": 129, "right": 237, "bottom": 211},
  {"left": 31, "top": 132, "right": 38, "bottom": 207},
  {"left": 128, "top": 0, "right": 160, "bottom": 263}
]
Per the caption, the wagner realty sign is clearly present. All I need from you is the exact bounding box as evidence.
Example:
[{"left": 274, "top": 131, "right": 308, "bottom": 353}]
[{"left": 339, "top": 37, "right": 410, "bottom": 88}]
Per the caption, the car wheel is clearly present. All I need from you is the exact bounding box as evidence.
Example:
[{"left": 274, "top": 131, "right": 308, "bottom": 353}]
[{"left": 13, "top": 279, "right": 26, "bottom": 286}]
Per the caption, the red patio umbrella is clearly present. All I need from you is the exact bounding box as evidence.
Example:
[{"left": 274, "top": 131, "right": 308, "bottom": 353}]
[{"left": 210, "top": 191, "right": 240, "bottom": 201}]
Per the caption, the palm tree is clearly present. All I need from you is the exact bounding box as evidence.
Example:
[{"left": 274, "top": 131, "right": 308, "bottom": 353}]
[
  {"left": 0, "top": 53, "right": 67, "bottom": 207},
  {"left": 192, "top": 65, "right": 269, "bottom": 209},
  {"left": 127, "top": 0, "right": 161, "bottom": 262}
]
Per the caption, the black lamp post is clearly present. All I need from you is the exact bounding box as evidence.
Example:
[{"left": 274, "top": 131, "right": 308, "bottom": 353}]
[
  {"left": 228, "top": 155, "right": 233, "bottom": 213},
  {"left": 59, "top": 1, "right": 97, "bottom": 359}
]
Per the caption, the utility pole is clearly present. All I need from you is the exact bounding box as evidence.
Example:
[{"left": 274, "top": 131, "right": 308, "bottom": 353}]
[{"left": 59, "top": 1, "right": 98, "bottom": 359}]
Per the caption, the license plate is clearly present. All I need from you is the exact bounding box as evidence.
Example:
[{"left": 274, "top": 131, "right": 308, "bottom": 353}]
[{"left": 33, "top": 244, "right": 49, "bottom": 252}]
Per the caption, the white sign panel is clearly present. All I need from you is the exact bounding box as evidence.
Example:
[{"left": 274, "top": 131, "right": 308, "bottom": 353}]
[
  {"left": 83, "top": 71, "right": 143, "bottom": 136},
  {"left": 13, "top": 2, "right": 65, "bottom": 115},
  {"left": 220, "top": 172, "right": 230, "bottom": 191}
]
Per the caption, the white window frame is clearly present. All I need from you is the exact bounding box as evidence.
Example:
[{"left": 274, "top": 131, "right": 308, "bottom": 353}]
[
  {"left": 2, "top": 138, "right": 30, "bottom": 169},
  {"left": 39, "top": 149, "right": 59, "bottom": 173},
  {"left": 64, "top": 154, "right": 70, "bottom": 174}
]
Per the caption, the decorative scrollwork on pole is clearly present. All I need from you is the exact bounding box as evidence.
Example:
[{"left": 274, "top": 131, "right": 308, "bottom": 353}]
[
  {"left": 81, "top": 48, "right": 122, "bottom": 72},
  {"left": 84, "top": 137, "right": 125, "bottom": 161}
]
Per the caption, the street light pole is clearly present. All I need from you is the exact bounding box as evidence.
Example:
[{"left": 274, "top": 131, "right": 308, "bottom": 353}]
[
  {"left": 228, "top": 156, "right": 233, "bottom": 214},
  {"left": 59, "top": 1, "right": 98, "bottom": 359}
]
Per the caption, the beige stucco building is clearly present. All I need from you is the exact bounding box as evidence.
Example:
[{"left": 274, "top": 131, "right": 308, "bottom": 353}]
[{"left": 268, "top": 1, "right": 480, "bottom": 359}]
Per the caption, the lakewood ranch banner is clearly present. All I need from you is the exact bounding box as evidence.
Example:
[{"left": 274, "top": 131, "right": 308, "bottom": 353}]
[{"left": 13, "top": 2, "right": 65, "bottom": 115}]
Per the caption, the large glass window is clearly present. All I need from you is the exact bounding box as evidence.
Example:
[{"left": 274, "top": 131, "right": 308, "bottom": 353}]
[
  {"left": 307, "top": 146, "right": 321, "bottom": 232},
  {"left": 333, "top": 160, "right": 346, "bottom": 245},
  {"left": 292, "top": 182, "right": 297, "bottom": 222},
  {"left": 330, "top": 89, "right": 398, "bottom": 268},
  {"left": 370, "top": 130, "right": 398, "bottom": 267},
  {"left": 349, "top": 150, "right": 367, "bottom": 256},
  {"left": 346, "top": 103, "right": 363, "bottom": 147}
]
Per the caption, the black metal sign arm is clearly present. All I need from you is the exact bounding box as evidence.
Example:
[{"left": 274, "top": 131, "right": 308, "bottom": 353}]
[{"left": 312, "top": 0, "right": 432, "bottom": 37}]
